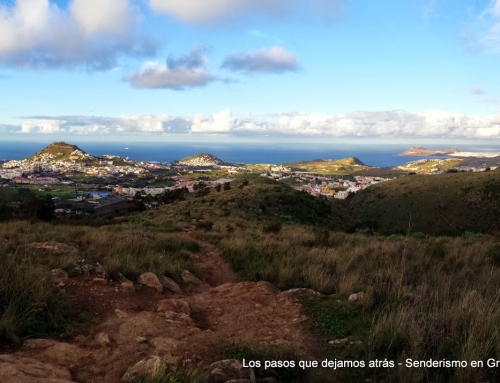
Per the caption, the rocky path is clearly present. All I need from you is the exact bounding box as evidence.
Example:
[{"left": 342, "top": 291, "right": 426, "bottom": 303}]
[{"left": 0, "top": 239, "right": 320, "bottom": 383}]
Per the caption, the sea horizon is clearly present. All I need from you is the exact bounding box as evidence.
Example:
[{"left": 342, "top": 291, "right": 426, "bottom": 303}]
[{"left": 1, "top": 141, "right": 500, "bottom": 168}]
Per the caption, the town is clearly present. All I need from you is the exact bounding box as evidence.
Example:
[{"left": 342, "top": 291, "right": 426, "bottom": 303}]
[{"left": 1, "top": 142, "right": 497, "bottom": 217}]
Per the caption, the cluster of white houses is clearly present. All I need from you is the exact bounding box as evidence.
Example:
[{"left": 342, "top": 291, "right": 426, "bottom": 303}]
[
  {"left": 260, "top": 170, "right": 391, "bottom": 199},
  {"left": 0, "top": 154, "right": 162, "bottom": 180},
  {"left": 113, "top": 178, "right": 235, "bottom": 196}
]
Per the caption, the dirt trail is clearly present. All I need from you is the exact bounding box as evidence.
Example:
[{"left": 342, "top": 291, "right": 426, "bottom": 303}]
[
  {"left": 189, "top": 239, "right": 237, "bottom": 287},
  {"left": 1, "top": 238, "right": 320, "bottom": 383}
]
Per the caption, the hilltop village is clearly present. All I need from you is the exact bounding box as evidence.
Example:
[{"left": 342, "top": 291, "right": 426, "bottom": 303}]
[{"left": 1, "top": 142, "right": 499, "bottom": 216}]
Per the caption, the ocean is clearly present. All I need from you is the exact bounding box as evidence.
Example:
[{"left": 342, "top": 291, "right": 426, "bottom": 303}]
[{"left": 0, "top": 141, "right": 498, "bottom": 168}]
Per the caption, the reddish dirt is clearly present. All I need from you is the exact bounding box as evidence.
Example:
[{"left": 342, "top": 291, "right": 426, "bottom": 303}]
[{"left": 4, "top": 237, "right": 321, "bottom": 383}]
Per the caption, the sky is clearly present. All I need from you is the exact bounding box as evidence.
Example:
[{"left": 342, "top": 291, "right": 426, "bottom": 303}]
[{"left": 0, "top": 0, "right": 500, "bottom": 144}]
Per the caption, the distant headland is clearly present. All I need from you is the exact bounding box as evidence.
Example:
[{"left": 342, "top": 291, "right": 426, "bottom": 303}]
[{"left": 398, "top": 146, "right": 459, "bottom": 156}]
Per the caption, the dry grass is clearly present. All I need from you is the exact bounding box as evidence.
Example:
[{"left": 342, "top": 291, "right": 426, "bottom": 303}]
[
  {"left": 209, "top": 225, "right": 500, "bottom": 382},
  {"left": 0, "top": 220, "right": 199, "bottom": 345}
]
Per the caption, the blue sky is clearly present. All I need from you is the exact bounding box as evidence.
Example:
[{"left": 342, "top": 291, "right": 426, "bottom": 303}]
[{"left": 1, "top": 0, "right": 500, "bottom": 143}]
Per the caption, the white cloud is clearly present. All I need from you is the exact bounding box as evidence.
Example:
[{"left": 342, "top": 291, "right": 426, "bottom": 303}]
[
  {"left": 221, "top": 46, "right": 299, "bottom": 74},
  {"left": 192, "top": 109, "right": 234, "bottom": 132},
  {"left": 125, "top": 47, "right": 214, "bottom": 89},
  {"left": 20, "top": 114, "right": 191, "bottom": 135},
  {"left": 148, "top": 0, "right": 344, "bottom": 25},
  {"left": 126, "top": 66, "right": 212, "bottom": 89},
  {"left": 0, "top": 0, "right": 154, "bottom": 70},
  {"left": 70, "top": 0, "right": 131, "bottom": 36},
  {"left": 121, "top": 114, "right": 173, "bottom": 132},
  {"left": 16, "top": 109, "right": 500, "bottom": 139},
  {"left": 149, "top": 0, "right": 286, "bottom": 25},
  {"left": 21, "top": 119, "right": 61, "bottom": 133}
]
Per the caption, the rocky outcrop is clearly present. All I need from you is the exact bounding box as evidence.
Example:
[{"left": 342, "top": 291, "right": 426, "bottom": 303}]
[
  {"left": 22, "top": 339, "right": 89, "bottom": 366},
  {"left": 0, "top": 354, "right": 75, "bottom": 383},
  {"left": 156, "top": 299, "right": 191, "bottom": 316},
  {"left": 161, "top": 276, "right": 182, "bottom": 294},
  {"left": 121, "top": 355, "right": 162, "bottom": 383},
  {"left": 95, "top": 332, "right": 112, "bottom": 347},
  {"left": 182, "top": 270, "right": 202, "bottom": 285},
  {"left": 137, "top": 272, "right": 163, "bottom": 292},
  {"left": 348, "top": 292, "right": 364, "bottom": 303},
  {"left": 50, "top": 269, "right": 68, "bottom": 286},
  {"left": 208, "top": 359, "right": 256, "bottom": 383}
]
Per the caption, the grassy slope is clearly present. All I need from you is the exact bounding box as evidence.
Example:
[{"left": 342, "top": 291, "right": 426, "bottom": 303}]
[
  {"left": 29, "top": 142, "right": 84, "bottom": 161},
  {"left": 282, "top": 157, "right": 371, "bottom": 174},
  {"left": 4, "top": 174, "right": 500, "bottom": 382},
  {"left": 0, "top": 220, "right": 198, "bottom": 345},
  {"left": 153, "top": 174, "right": 353, "bottom": 231},
  {"left": 350, "top": 169, "right": 500, "bottom": 235}
]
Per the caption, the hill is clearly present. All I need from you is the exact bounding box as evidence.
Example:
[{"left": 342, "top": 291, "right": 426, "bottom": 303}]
[
  {"left": 394, "top": 158, "right": 464, "bottom": 173},
  {"left": 282, "top": 157, "right": 370, "bottom": 174},
  {"left": 28, "top": 141, "right": 94, "bottom": 162},
  {"left": 176, "top": 153, "right": 226, "bottom": 166},
  {"left": 398, "top": 146, "right": 459, "bottom": 156},
  {"left": 4, "top": 173, "right": 500, "bottom": 383},
  {"left": 350, "top": 169, "right": 500, "bottom": 235},
  {"left": 156, "top": 174, "right": 354, "bottom": 231}
]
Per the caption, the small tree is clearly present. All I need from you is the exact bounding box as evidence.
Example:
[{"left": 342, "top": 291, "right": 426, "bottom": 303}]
[
  {"left": 18, "top": 192, "right": 55, "bottom": 221},
  {"left": 223, "top": 182, "right": 231, "bottom": 191}
]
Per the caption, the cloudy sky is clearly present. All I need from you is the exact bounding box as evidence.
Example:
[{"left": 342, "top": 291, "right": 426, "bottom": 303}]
[{"left": 1, "top": 0, "right": 500, "bottom": 143}]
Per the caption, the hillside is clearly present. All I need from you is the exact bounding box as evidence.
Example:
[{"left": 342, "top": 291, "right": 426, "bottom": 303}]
[
  {"left": 394, "top": 158, "right": 464, "bottom": 173},
  {"left": 28, "top": 141, "right": 94, "bottom": 162},
  {"left": 398, "top": 146, "right": 459, "bottom": 156},
  {"left": 4, "top": 173, "right": 500, "bottom": 382},
  {"left": 156, "top": 174, "right": 354, "bottom": 231},
  {"left": 282, "top": 157, "right": 370, "bottom": 174},
  {"left": 176, "top": 153, "right": 226, "bottom": 166},
  {"left": 350, "top": 169, "right": 500, "bottom": 235}
]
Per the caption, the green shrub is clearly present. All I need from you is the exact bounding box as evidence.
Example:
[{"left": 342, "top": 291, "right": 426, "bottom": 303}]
[
  {"left": 410, "top": 232, "right": 425, "bottom": 239},
  {"left": 302, "top": 298, "right": 366, "bottom": 339}
]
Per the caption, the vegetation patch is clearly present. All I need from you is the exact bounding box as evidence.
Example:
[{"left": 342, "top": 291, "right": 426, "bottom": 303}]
[{"left": 302, "top": 298, "right": 365, "bottom": 339}]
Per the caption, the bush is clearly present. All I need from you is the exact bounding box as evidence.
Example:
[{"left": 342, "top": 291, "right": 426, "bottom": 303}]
[
  {"left": 411, "top": 232, "right": 425, "bottom": 239},
  {"left": 262, "top": 222, "right": 282, "bottom": 234},
  {"left": 0, "top": 261, "right": 82, "bottom": 345},
  {"left": 18, "top": 192, "right": 55, "bottom": 221},
  {"left": 195, "top": 220, "right": 214, "bottom": 231}
]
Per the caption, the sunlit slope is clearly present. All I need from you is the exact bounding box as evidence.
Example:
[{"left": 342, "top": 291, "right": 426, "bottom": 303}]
[
  {"left": 282, "top": 157, "right": 371, "bottom": 174},
  {"left": 350, "top": 170, "right": 500, "bottom": 235},
  {"left": 394, "top": 158, "right": 464, "bottom": 172},
  {"left": 28, "top": 141, "right": 90, "bottom": 162}
]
